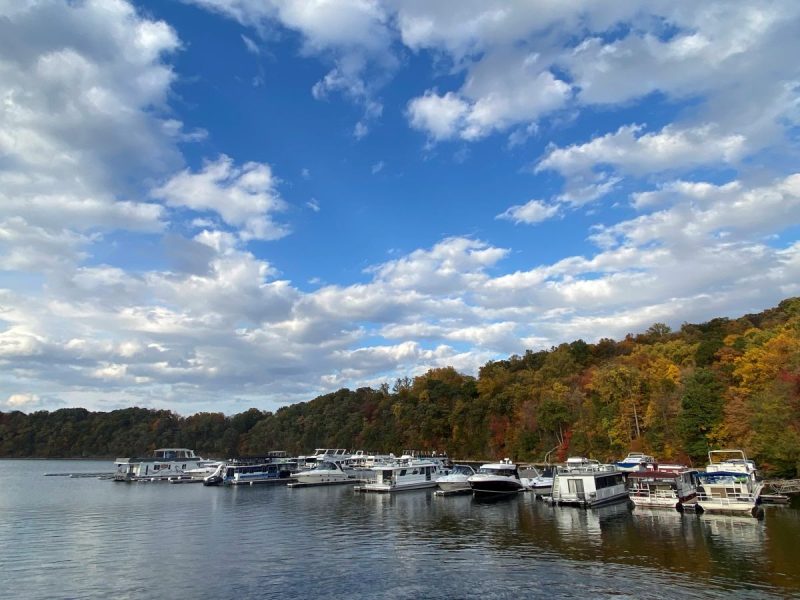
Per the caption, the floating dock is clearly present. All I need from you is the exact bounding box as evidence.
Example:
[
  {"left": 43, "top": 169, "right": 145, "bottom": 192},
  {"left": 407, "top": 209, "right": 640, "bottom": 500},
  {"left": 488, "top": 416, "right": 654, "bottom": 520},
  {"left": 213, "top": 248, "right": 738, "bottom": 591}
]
[{"left": 229, "top": 477, "right": 296, "bottom": 486}]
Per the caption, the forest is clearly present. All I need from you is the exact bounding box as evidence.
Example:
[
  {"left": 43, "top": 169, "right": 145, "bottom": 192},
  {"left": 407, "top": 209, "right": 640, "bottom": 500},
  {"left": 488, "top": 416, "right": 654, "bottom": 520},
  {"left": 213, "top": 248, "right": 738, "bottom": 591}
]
[{"left": 2, "top": 298, "right": 799, "bottom": 477}]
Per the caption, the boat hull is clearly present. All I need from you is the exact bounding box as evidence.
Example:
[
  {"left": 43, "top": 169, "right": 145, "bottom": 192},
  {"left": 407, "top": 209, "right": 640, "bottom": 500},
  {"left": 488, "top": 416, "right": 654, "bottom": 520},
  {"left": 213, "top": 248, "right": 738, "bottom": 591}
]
[{"left": 469, "top": 478, "right": 523, "bottom": 497}]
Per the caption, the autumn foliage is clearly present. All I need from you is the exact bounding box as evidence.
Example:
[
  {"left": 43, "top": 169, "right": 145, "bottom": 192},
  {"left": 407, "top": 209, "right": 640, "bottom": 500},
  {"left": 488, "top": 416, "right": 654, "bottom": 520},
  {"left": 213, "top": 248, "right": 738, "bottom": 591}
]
[{"left": 2, "top": 299, "right": 799, "bottom": 477}]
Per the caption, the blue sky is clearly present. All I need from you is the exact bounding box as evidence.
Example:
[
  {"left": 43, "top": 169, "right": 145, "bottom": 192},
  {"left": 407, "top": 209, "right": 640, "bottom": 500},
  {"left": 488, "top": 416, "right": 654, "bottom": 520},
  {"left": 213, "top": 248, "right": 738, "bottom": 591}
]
[{"left": 2, "top": 0, "right": 800, "bottom": 415}]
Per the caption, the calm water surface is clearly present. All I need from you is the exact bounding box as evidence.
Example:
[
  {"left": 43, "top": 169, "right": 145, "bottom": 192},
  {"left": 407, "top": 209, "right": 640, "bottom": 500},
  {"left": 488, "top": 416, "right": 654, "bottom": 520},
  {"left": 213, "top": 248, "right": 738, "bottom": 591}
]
[{"left": 0, "top": 460, "right": 798, "bottom": 599}]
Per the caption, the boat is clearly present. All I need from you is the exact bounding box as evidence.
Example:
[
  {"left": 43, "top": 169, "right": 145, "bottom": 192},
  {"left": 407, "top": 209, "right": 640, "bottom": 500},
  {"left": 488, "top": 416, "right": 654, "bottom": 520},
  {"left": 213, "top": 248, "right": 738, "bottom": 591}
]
[
  {"left": 520, "top": 465, "right": 554, "bottom": 496},
  {"left": 292, "top": 460, "right": 355, "bottom": 485},
  {"left": 549, "top": 457, "right": 628, "bottom": 508},
  {"left": 626, "top": 464, "right": 699, "bottom": 510},
  {"left": 113, "top": 448, "right": 207, "bottom": 482},
  {"left": 615, "top": 452, "right": 657, "bottom": 472},
  {"left": 436, "top": 464, "right": 476, "bottom": 493},
  {"left": 695, "top": 450, "right": 764, "bottom": 517},
  {"left": 468, "top": 459, "right": 524, "bottom": 497},
  {"left": 359, "top": 458, "right": 445, "bottom": 492},
  {"left": 203, "top": 455, "right": 298, "bottom": 486}
]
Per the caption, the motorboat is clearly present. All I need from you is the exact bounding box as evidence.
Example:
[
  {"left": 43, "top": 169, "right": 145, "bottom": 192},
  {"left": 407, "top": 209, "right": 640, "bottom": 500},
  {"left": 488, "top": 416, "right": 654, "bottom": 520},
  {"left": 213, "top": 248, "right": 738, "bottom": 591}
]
[
  {"left": 627, "top": 464, "right": 699, "bottom": 510},
  {"left": 293, "top": 460, "right": 355, "bottom": 485},
  {"left": 695, "top": 450, "right": 764, "bottom": 517},
  {"left": 615, "top": 452, "right": 657, "bottom": 472},
  {"left": 468, "top": 459, "right": 524, "bottom": 497},
  {"left": 549, "top": 457, "right": 628, "bottom": 507},
  {"left": 520, "top": 465, "right": 554, "bottom": 496},
  {"left": 436, "top": 464, "right": 476, "bottom": 493},
  {"left": 360, "top": 458, "right": 445, "bottom": 492},
  {"left": 113, "top": 448, "right": 206, "bottom": 482}
]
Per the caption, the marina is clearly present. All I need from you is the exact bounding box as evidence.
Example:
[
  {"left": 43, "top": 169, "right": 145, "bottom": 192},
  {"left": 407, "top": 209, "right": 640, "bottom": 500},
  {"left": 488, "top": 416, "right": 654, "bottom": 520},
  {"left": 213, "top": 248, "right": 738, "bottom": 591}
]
[{"left": 7, "top": 458, "right": 800, "bottom": 600}]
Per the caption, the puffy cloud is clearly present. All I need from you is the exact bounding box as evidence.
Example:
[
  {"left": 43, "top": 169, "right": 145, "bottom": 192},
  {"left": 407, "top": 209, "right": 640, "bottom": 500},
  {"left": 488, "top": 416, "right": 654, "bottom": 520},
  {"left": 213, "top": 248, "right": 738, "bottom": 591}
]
[
  {"left": 152, "top": 155, "right": 290, "bottom": 241},
  {"left": 497, "top": 199, "right": 560, "bottom": 225}
]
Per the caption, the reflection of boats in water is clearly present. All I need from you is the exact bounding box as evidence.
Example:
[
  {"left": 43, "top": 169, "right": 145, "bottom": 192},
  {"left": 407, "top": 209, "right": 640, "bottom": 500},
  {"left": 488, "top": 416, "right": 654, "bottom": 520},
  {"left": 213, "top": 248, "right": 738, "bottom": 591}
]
[
  {"left": 113, "top": 448, "right": 208, "bottom": 482},
  {"left": 627, "top": 465, "right": 699, "bottom": 511},
  {"left": 468, "top": 459, "right": 524, "bottom": 497},
  {"left": 550, "top": 457, "right": 629, "bottom": 508},
  {"left": 696, "top": 450, "right": 764, "bottom": 518}
]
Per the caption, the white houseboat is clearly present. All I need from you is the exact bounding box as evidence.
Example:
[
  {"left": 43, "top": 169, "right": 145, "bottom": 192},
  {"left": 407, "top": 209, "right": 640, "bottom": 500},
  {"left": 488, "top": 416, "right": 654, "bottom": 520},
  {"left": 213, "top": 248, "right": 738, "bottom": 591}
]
[
  {"left": 468, "top": 459, "right": 524, "bottom": 497},
  {"left": 695, "top": 450, "right": 764, "bottom": 517},
  {"left": 360, "top": 458, "right": 445, "bottom": 492},
  {"left": 550, "top": 457, "right": 628, "bottom": 508},
  {"left": 627, "top": 465, "right": 699, "bottom": 510},
  {"left": 114, "top": 448, "right": 206, "bottom": 482},
  {"left": 436, "top": 464, "right": 476, "bottom": 493}
]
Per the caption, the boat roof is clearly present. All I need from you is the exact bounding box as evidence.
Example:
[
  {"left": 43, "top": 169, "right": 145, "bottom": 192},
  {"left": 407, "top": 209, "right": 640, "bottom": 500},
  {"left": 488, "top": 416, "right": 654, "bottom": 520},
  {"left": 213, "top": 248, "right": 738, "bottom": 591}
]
[{"left": 627, "top": 469, "right": 697, "bottom": 479}]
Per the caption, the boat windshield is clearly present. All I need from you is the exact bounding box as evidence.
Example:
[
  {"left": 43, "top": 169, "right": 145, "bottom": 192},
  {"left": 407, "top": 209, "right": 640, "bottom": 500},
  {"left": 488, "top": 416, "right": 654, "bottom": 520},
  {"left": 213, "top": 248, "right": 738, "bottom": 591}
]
[
  {"left": 451, "top": 465, "right": 475, "bottom": 476},
  {"left": 479, "top": 467, "right": 516, "bottom": 477},
  {"left": 314, "top": 461, "right": 339, "bottom": 471}
]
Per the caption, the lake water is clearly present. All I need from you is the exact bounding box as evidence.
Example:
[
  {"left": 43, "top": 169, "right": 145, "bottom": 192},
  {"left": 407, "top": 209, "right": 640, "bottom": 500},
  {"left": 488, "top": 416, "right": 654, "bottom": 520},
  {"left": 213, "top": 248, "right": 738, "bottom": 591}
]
[{"left": 1, "top": 460, "right": 798, "bottom": 599}]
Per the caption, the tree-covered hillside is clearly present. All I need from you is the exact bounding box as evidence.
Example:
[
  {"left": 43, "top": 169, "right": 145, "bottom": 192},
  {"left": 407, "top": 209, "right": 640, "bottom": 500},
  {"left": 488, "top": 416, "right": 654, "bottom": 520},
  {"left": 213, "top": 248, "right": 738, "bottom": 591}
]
[{"left": 2, "top": 299, "right": 799, "bottom": 477}]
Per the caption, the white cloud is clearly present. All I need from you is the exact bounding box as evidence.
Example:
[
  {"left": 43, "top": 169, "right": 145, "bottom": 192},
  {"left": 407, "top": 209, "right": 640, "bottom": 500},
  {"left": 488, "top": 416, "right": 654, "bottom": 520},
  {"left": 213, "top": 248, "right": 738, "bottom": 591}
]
[
  {"left": 497, "top": 199, "right": 560, "bottom": 225},
  {"left": 6, "top": 393, "right": 41, "bottom": 409},
  {"left": 152, "top": 155, "right": 290, "bottom": 241},
  {"left": 536, "top": 124, "right": 748, "bottom": 202},
  {"left": 371, "top": 160, "right": 385, "bottom": 174}
]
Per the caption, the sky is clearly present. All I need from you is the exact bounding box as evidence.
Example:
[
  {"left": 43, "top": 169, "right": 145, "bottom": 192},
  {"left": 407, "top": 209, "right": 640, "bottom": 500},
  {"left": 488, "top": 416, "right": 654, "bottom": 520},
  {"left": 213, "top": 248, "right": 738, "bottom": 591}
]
[{"left": 2, "top": 0, "right": 800, "bottom": 416}]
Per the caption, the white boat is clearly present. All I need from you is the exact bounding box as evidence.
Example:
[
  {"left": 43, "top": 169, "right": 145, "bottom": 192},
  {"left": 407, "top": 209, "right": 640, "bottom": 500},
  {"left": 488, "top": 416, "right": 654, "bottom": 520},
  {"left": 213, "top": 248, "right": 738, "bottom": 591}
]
[
  {"left": 203, "top": 456, "right": 298, "bottom": 486},
  {"left": 615, "top": 452, "right": 657, "bottom": 472},
  {"left": 436, "top": 464, "right": 476, "bottom": 493},
  {"left": 626, "top": 464, "right": 699, "bottom": 510},
  {"left": 113, "top": 448, "right": 206, "bottom": 482},
  {"left": 361, "top": 458, "right": 445, "bottom": 492},
  {"left": 695, "top": 450, "right": 764, "bottom": 517},
  {"left": 520, "top": 465, "right": 554, "bottom": 496},
  {"left": 549, "top": 457, "right": 628, "bottom": 507},
  {"left": 468, "top": 459, "right": 524, "bottom": 497},
  {"left": 293, "top": 460, "right": 355, "bottom": 485}
]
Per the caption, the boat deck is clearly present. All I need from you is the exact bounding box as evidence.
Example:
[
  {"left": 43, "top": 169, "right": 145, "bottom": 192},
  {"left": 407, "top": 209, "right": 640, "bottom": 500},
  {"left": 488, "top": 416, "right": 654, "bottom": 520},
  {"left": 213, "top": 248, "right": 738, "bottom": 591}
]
[{"left": 288, "top": 479, "right": 362, "bottom": 488}]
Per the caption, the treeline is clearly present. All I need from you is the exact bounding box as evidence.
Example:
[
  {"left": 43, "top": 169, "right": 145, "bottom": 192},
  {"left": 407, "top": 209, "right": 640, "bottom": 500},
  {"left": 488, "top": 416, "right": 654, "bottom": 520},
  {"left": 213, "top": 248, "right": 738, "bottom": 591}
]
[{"left": 2, "top": 299, "right": 799, "bottom": 477}]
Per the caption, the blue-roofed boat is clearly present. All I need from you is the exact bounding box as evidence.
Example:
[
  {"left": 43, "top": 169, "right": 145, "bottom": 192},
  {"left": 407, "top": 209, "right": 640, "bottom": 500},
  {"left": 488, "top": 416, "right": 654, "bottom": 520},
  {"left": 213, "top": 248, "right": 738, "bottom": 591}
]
[{"left": 695, "top": 450, "right": 764, "bottom": 518}]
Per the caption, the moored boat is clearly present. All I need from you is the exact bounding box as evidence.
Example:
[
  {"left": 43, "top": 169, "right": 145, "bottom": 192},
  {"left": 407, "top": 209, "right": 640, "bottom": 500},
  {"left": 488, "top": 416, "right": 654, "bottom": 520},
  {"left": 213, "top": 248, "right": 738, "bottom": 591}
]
[
  {"left": 360, "top": 458, "right": 445, "bottom": 493},
  {"left": 615, "top": 452, "right": 657, "bottom": 472},
  {"left": 436, "top": 464, "right": 476, "bottom": 493},
  {"left": 695, "top": 450, "right": 764, "bottom": 518},
  {"left": 550, "top": 457, "right": 628, "bottom": 508},
  {"left": 293, "top": 460, "right": 355, "bottom": 485},
  {"left": 203, "top": 455, "right": 298, "bottom": 486},
  {"left": 627, "top": 465, "right": 699, "bottom": 511},
  {"left": 468, "top": 459, "right": 524, "bottom": 497},
  {"left": 114, "top": 448, "right": 207, "bottom": 482}
]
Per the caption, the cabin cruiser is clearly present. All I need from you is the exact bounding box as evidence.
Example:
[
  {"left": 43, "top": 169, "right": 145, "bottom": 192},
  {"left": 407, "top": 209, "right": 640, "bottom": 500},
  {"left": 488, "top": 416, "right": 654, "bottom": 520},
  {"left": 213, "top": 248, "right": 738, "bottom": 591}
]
[
  {"left": 361, "top": 458, "right": 445, "bottom": 492},
  {"left": 695, "top": 450, "right": 764, "bottom": 517},
  {"left": 114, "top": 448, "right": 206, "bottom": 482},
  {"left": 436, "top": 464, "right": 476, "bottom": 493},
  {"left": 549, "top": 457, "right": 628, "bottom": 507},
  {"left": 615, "top": 452, "right": 657, "bottom": 472},
  {"left": 627, "top": 464, "right": 699, "bottom": 510},
  {"left": 293, "top": 460, "right": 355, "bottom": 485},
  {"left": 203, "top": 456, "right": 298, "bottom": 486},
  {"left": 468, "top": 459, "right": 524, "bottom": 497}
]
